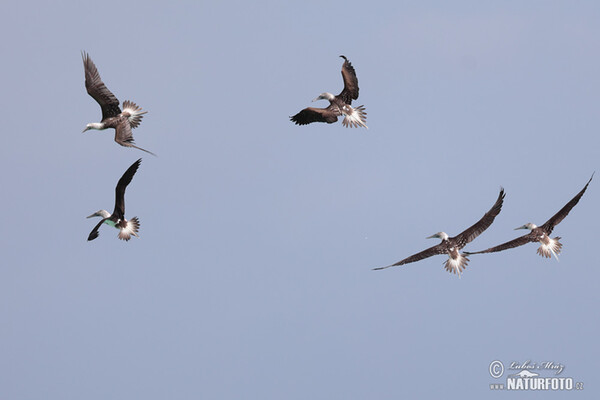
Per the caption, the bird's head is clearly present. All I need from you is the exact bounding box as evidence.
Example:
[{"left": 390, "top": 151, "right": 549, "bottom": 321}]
[
  {"left": 426, "top": 232, "right": 449, "bottom": 241},
  {"left": 87, "top": 210, "right": 110, "bottom": 219},
  {"left": 312, "top": 92, "right": 334, "bottom": 102},
  {"left": 82, "top": 122, "right": 103, "bottom": 133},
  {"left": 515, "top": 223, "right": 537, "bottom": 231}
]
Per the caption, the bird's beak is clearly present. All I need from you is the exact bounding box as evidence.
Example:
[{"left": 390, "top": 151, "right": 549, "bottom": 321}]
[
  {"left": 312, "top": 96, "right": 320, "bottom": 102},
  {"left": 426, "top": 234, "right": 437, "bottom": 239},
  {"left": 514, "top": 225, "right": 527, "bottom": 230},
  {"left": 86, "top": 213, "right": 97, "bottom": 219},
  {"left": 82, "top": 127, "right": 90, "bottom": 133}
]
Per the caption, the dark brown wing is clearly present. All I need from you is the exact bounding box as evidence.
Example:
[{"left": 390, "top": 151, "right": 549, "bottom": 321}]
[
  {"left": 113, "top": 159, "right": 142, "bottom": 219},
  {"left": 114, "top": 120, "right": 156, "bottom": 155},
  {"left": 82, "top": 51, "right": 121, "bottom": 120},
  {"left": 338, "top": 55, "right": 359, "bottom": 104},
  {"left": 88, "top": 217, "right": 109, "bottom": 241},
  {"left": 464, "top": 233, "right": 536, "bottom": 255},
  {"left": 290, "top": 107, "right": 339, "bottom": 125},
  {"left": 452, "top": 188, "right": 505, "bottom": 249},
  {"left": 539, "top": 174, "right": 593, "bottom": 234},
  {"left": 373, "top": 244, "right": 446, "bottom": 270}
]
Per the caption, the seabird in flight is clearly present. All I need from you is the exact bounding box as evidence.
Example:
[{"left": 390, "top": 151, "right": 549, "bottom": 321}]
[
  {"left": 82, "top": 51, "right": 155, "bottom": 155},
  {"left": 465, "top": 174, "right": 593, "bottom": 260},
  {"left": 374, "top": 188, "right": 506, "bottom": 276},
  {"left": 290, "top": 55, "right": 367, "bottom": 128},
  {"left": 87, "top": 159, "right": 142, "bottom": 241}
]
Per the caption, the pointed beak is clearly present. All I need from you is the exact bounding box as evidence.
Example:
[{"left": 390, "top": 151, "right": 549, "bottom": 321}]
[
  {"left": 82, "top": 127, "right": 90, "bottom": 133},
  {"left": 426, "top": 234, "right": 437, "bottom": 239},
  {"left": 514, "top": 225, "right": 527, "bottom": 230},
  {"left": 312, "top": 96, "right": 320, "bottom": 102},
  {"left": 86, "top": 213, "right": 97, "bottom": 219}
]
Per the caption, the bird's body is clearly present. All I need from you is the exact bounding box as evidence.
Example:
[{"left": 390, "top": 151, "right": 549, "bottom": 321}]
[
  {"left": 375, "top": 188, "right": 506, "bottom": 276},
  {"left": 87, "top": 159, "right": 142, "bottom": 241},
  {"left": 465, "top": 174, "right": 593, "bottom": 260},
  {"left": 82, "top": 52, "right": 155, "bottom": 155},
  {"left": 290, "top": 56, "right": 368, "bottom": 128}
]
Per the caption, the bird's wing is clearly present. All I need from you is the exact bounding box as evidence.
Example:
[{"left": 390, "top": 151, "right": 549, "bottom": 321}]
[
  {"left": 114, "top": 120, "right": 156, "bottom": 155},
  {"left": 290, "top": 107, "right": 339, "bottom": 125},
  {"left": 452, "top": 188, "right": 505, "bottom": 248},
  {"left": 540, "top": 174, "right": 593, "bottom": 234},
  {"left": 82, "top": 51, "right": 121, "bottom": 120},
  {"left": 113, "top": 158, "right": 142, "bottom": 219},
  {"left": 115, "top": 118, "right": 135, "bottom": 145},
  {"left": 373, "top": 244, "right": 446, "bottom": 270},
  {"left": 464, "top": 233, "right": 535, "bottom": 255},
  {"left": 88, "top": 217, "right": 109, "bottom": 241},
  {"left": 338, "top": 55, "right": 359, "bottom": 104}
]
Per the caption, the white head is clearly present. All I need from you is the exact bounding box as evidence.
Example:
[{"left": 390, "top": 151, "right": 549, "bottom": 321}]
[
  {"left": 426, "top": 231, "right": 449, "bottom": 241},
  {"left": 515, "top": 223, "right": 537, "bottom": 231},
  {"left": 87, "top": 209, "right": 111, "bottom": 219},
  {"left": 312, "top": 92, "right": 335, "bottom": 102},
  {"left": 82, "top": 122, "right": 104, "bottom": 133}
]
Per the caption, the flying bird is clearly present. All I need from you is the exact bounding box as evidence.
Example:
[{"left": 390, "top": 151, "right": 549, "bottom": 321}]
[
  {"left": 82, "top": 51, "right": 155, "bottom": 155},
  {"left": 374, "top": 188, "right": 506, "bottom": 276},
  {"left": 290, "top": 55, "right": 367, "bottom": 128},
  {"left": 87, "top": 159, "right": 142, "bottom": 241},
  {"left": 465, "top": 174, "right": 593, "bottom": 260}
]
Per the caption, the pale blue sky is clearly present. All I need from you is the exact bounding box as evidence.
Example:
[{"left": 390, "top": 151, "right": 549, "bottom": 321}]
[{"left": 0, "top": 1, "right": 598, "bottom": 398}]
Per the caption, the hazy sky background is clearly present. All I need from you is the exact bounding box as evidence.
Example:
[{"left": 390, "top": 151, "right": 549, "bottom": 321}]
[{"left": 1, "top": 1, "right": 598, "bottom": 398}]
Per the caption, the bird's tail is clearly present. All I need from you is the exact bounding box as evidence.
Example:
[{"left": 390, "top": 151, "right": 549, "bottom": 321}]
[
  {"left": 118, "top": 217, "right": 140, "bottom": 241},
  {"left": 537, "top": 237, "right": 562, "bottom": 260},
  {"left": 122, "top": 100, "right": 148, "bottom": 129},
  {"left": 444, "top": 254, "right": 469, "bottom": 277},
  {"left": 342, "top": 105, "right": 368, "bottom": 129}
]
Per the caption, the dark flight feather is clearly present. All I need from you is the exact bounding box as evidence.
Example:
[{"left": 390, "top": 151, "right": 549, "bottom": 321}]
[
  {"left": 338, "top": 55, "right": 359, "bottom": 104},
  {"left": 290, "top": 107, "right": 339, "bottom": 125},
  {"left": 82, "top": 51, "right": 121, "bottom": 121},
  {"left": 113, "top": 159, "right": 142, "bottom": 220},
  {"left": 452, "top": 188, "right": 505, "bottom": 248},
  {"left": 540, "top": 173, "right": 593, "bottom": 234}
]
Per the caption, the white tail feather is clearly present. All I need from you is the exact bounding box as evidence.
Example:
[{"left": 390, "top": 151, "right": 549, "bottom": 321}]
[
  {"left": 122, "top": 100, "right": 147, "bottom": 129},
  {"left": 342, "top": 105, "right": 368, "bottom": 129},
  {"left": 549, "top": 246, "right": 560, "bottom": 262},
  {"left": 537, "top": 237, "right": 562, "bottom": 260},
  {"left": 444, "top": 254, "right": 469, "bottom": 277},
  {"left": 118, "top": 217, "right": 140, "bottom": 241}
]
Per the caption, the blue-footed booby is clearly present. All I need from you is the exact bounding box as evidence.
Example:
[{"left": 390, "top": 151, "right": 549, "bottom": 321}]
[
  {"left": 374, "top": 188, "right": 506, "bottom": 276},
  {"left": 290, "top": 55, "right": 367, "bottom": 128},
  {"left": 82, "top": 52, "right": 155, "bottom": 156},
  {"left": 87, "top": 159, "right": 142, "bottom": 241},
  {"left": 465, "top": 174, "right": 593, "bottom": 260}
]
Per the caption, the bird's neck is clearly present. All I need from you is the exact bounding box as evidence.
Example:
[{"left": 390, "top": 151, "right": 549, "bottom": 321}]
[{"left": 87, "top": 122, "right": 105, "bottom": 130}]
